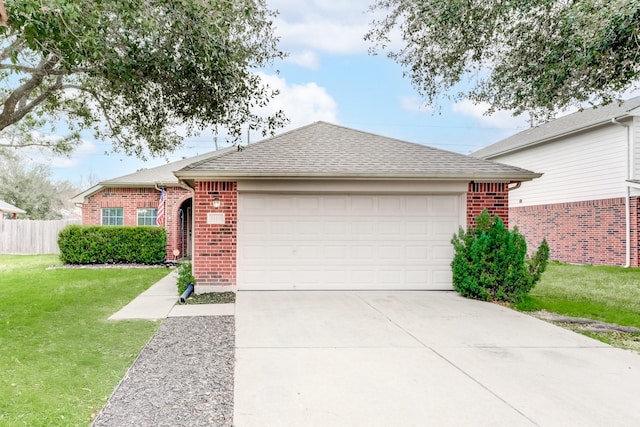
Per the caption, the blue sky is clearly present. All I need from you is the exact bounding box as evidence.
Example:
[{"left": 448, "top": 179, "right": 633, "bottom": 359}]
[{"left": 45, "top": 0, "right": 533, "bottom": 185}]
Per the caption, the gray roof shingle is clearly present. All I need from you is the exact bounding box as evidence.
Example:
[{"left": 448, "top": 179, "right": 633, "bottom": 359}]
[
  {"left": 176, "top": 122, "right": 539, "bottom": 181},
  {"left": 72, "top": 149, "right": 233, "bottom": 203},
  {"left": 473, "top": 97, "right": 640, "bottom": 159},
  {"left": 101, "top": 148, "right": 234, "bottom": 186}
]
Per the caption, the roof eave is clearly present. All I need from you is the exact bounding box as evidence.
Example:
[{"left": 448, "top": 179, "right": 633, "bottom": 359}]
[
  {"left": 480, "top": 114, "right": 633, "bottom": 159},
  {"left": 72, "top": 181, "right": 174, "bottom": 203},
  {"left": 174, "top": 171, "right": 541, "bottom": 182}
]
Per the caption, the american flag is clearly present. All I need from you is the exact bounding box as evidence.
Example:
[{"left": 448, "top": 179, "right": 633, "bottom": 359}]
[{"left": 156, "top": 188, "right": 165, "bottom": 226}]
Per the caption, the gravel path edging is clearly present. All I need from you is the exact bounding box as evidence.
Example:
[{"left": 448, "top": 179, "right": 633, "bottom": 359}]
[{"left": 92, "top": 316, "right": 234, "bottom": 427}]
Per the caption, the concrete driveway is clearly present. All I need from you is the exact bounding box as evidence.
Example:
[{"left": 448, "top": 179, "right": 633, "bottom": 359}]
[{"left": 234, "top": 291, "right": 640, "bottom": 426}]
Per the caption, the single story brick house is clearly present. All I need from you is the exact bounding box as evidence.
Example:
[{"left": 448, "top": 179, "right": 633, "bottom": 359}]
[
  {"left": 75, "top": 121, "right": 539, "bottom": 291},
  {"left": 0, "top": 200, "right": 26, "bottom": 219},
  {"left": 72, "top": 150, "right": 232, "bottom": 259},
  {"left": 473, "top": 97, "right": 640, "bottom": 267}
]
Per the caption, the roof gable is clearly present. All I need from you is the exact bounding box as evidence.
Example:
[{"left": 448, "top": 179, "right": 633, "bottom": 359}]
[
  {"left": 0, "top": 200, "right": 26, "bottom": 214},
  {"left": 473, "top": 96, "right": 640, "bottom": 159},
  {"left": 177, "top": 121, "right": 538, "bottom": 181},
  {"left": 72, "top": 148, "right": 233, "bottom": 203}
]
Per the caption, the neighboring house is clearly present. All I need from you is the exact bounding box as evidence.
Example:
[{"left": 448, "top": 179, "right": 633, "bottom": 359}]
[
  {"left": 75, "top": 122, "right": 538, "bottom": 291},
  {"left": 473, "top": 97, "right": 640, "bottom": 267},
  {"left": 72, "top": 149, "right": 233, "bottom": 259},
  {"left": 0, "top": 200, "right": 26, "bottom": 219}
]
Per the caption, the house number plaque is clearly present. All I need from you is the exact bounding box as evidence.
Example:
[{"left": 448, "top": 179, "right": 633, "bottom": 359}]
[{"left": 206, "top": 212, "right": 225, "bottom": 224}]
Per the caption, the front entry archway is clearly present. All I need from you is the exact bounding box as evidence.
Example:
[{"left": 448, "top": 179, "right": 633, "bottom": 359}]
[{"left": 177, "top": 197, "right": 193, "bottom": 258}]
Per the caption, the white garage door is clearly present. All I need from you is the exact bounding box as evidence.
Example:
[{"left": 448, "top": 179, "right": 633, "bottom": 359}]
[{"left": 237, "top": 193, "right": 464, "bottom": 290}]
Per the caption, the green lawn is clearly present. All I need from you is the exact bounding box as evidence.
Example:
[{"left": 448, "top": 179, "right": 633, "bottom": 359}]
[
  {"left": 0, "top": 255, "right": 169, "bottom": 426},
  {"left": 515, "top": 262, "right": 640, "bottom": 329}
]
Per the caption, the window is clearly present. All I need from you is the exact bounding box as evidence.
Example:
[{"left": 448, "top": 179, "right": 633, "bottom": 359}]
[
  {"left": 137, "top": 208, "right": 158, "bottom": 226},
  {"left": 101, "top": 208, "right": 124, "bottom": 226}
]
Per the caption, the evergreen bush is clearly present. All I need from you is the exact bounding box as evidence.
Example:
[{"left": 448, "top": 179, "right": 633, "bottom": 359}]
[
  {"left": 177, "top": 261, "right": 195, "bottom": 295},
  {"left": 451, "top": 210, "right": 549, "bottom": 302},
  {"left": 58, "top": 225, "right": 166, "bottom": 264}
]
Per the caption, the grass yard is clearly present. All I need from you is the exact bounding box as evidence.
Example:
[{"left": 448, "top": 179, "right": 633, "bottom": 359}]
[
  {"left": 0, "top": 255, "right": 169, "bottom": 426},
  {"left": 515, "top": 262, "right": 640, "bottom": 352}
]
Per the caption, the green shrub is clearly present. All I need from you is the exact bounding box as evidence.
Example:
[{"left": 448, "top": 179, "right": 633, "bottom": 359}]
[
  {"left": 177, "top": 261, "right": 195, "bottom": 295},
  {"left": 58, "top": 225, "right": 166, "bottom": 264},
  {"left": 451, "top": 210, "right": 549, "bottom": 303}
]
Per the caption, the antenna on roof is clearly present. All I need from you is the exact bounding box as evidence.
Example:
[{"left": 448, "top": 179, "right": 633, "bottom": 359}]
[
  {"left": 247, "top": 128, "right": 250, "bottom": 145},
  {"left": 214, "top": 135, "right": 219, "bottom": 151}
]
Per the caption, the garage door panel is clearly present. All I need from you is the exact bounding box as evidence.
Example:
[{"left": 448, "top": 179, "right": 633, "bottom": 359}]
[
  {"left": 321, "top": 221, "right": 348, "bottom": 235},
  {"left": 432, "top": 245, "right": 454, "bottom": 261},
  {"left": 432, "top": 269, "right": 454, "bottom": 288},
  {"left": 377, "top": 196, "right": 403, "bottom": 213},
  {"left": 322, "top": 246, "right": 349, "bottom": 260},
  {"left": 238, "top": 193, "right": 462, "bottom": 290},
  {"left": 350, "top": 196, "right": 375, "bottom": 211},
  {"left": 321, "top": 195, "right": 348, "bottom": 211},
  {"left": 405, "top": 245, "right": 428, "bottom": 260},
  {"left": 378, "top": 245, "right": 403, "bottom": 260},
  {"left": 351, "top": 246, "right": 376, "bottom": 259},
  {"left": 429, "top": 196, "right": 459, "bottom": 215}
]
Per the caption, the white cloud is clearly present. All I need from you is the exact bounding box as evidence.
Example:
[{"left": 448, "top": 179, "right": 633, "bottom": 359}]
[
  {"left": 8, "top": 132, "right": 99, "bottom": 171},
  {"left": 48, "top": 139, "right": 99, "bottom": 169},
  {"left": 175, "top": 73, "right": 339, "bottom": 149},
  {"left": 257, "top": 72, "right": 339, "bottom": 129},
  {"left": 268, "top": 0, "right": 373, "bottom": 55},
  {"left": 452, "top": 100, "right": 529, "bottom": 129},
  {"left": 286, "top": 50, "right": 320, "bottom": 69}
]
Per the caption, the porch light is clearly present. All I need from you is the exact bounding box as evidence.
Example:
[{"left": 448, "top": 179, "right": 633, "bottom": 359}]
[{"left": 212, "top": 197, "right": 221, "bottom": 209}]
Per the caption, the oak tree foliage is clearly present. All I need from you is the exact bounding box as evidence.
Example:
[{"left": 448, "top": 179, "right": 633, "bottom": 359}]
[
  {"left": 0, "top": 153, "right": 70, "bottom": 219},
  {"left": 0, "top": 0, "right": 286, "bottom": 157},
  {"left": 366, "top": 0, "right": 640, "bottom": 118}
]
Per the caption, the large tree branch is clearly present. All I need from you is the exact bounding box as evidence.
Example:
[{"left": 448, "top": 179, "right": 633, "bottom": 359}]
[
  {"left": 0, "top": 63, "right": 92, "bottom": 75},
  {"left": 0, "top": 55, "right": 60, "bottom": 130},
  {"left": 0, "top": 140, "right": 60, "bottom": 148},
  {"left": 10, "top": 75, "right": 64, "bottom": 124},
  {"left": 0, "top": 37, "right": 26, "bottom": 62}
]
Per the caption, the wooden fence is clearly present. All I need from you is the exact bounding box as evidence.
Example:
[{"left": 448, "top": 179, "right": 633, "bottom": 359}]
[{"left": 0, "top": 219, "right": 81, "bottom": 254}]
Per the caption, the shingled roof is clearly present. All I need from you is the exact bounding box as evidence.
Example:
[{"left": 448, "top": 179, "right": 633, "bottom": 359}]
[
  {"left": 0, "top": 200, "right": 26, "bottom": 215},
  {"left": 101, "top": 149, "right": 233, "bottom": 186},
  {"left": 473, "top": 97, "right": 640, "bottom": 159},
  {"left": 176, "top": 121, "right": 539, "bottom": 181},
  {"left": 72, "top": 149, "right": 233, "bottom": 202}
]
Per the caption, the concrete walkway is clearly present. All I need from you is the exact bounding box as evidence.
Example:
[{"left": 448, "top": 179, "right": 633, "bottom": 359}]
[
  {"left": 234, "top": 291, "right": 640, "bottom": 427},
  {"left": 108, "top": 270, "right": 234, "bottom": 320}
]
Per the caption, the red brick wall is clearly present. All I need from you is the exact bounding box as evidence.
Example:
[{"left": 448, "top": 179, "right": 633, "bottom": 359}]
[
  {"left": 192, "top": 181, "right": 237, "bottom": 287},
  {"left": 510, "top": 197, "right": 640, "bottom": 266},
  {"left": 82, "top": 186, "right": 191, "bottom": 259},
  {"left": 466, "top": 182, "right": 509, "bottom": 228}
]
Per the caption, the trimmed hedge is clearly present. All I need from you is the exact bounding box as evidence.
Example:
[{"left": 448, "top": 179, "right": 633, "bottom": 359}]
[{"left": 58, "top": 225, "right": 166, "bottom": 264}]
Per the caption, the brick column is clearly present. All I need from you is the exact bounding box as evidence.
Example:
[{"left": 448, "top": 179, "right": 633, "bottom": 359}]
[
  {"left": 193, "top": 181, "right": 237, "bottom": 289},
  {"left": 466, "top": 182, "right": 509, "bottom": 227},
  {"left": 630, "top": 196, "right": 640, "bottom": 268}
]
